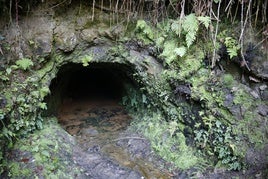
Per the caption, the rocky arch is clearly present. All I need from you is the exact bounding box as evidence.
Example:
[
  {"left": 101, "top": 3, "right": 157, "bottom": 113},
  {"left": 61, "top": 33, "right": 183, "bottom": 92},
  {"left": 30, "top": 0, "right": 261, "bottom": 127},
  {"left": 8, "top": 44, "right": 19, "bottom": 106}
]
[{"left": 46, "top": 61, "right": 139, "bottom": 114}]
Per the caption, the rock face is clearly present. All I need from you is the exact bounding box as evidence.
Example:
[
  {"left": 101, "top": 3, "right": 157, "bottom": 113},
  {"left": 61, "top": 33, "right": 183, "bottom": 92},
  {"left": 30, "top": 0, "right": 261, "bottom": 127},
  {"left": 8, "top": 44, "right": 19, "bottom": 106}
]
[
  {"left": 0, "top": 1, "right": 268, "bottom": 178},
  {"left": 250, "top": 55, "right": 268, "bottom": 80}
]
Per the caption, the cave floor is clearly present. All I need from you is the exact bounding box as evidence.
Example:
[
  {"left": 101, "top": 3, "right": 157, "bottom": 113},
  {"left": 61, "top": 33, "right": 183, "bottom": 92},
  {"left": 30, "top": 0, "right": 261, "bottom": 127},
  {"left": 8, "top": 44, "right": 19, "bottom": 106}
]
[{"left": 57, "top": 98, "right": 173, "bottom": 179}]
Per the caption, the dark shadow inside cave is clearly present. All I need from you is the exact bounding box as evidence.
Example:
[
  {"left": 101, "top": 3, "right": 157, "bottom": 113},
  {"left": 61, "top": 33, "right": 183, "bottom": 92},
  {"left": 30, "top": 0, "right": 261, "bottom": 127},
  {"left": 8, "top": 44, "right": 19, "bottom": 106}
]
[{"left": 45, "top": 62, "right": 136, "bottom": 115}]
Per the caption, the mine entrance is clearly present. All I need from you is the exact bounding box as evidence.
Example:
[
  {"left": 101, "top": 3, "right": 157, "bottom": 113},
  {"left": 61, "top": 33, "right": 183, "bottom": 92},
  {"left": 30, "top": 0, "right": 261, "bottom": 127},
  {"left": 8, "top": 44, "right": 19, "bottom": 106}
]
[
  {"left": 48, "top": 62, "right": 134, "bottom": 106},
  {"left": 47, "top": 62, "right": 136, "bottom": 132}
]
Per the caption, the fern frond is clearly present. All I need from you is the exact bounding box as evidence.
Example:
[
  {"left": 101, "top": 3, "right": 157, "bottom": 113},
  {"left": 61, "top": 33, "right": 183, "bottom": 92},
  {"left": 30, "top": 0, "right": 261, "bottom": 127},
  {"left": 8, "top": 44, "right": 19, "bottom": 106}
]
[
  {"left": 174, "top": 46, "right": 187, "bottom": 57},
  {"left": 15, "top": 58, "right": 33, "bottom": 71},
  {"left": 136, "top": 20, "right": 154, "bottom": 40},
  {"left": 160, "top": 40, "right": 178, "bottom": 65},
  {"left": 182, "top": 14, "right": 199, "bottom": 47},
  {"left": 136, "top": 20, "right": 146, "bottom": 29},
  {"left": 171, "top": 20, "right": 182, "bottom": 36},
  {"left": 197, "top": 16, "right": 211, "bottom": 29}
]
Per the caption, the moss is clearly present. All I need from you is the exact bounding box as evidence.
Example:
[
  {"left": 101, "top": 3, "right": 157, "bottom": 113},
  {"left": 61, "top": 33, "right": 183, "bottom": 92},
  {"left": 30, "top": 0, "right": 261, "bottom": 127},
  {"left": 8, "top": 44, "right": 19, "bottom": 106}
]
[
  {"left": 6, "top": 118, "right": 81, "bottom": 178},
  {"left": 8, "top": 162, "right": 32, "bottom": 178},
  {"left": 233, "top": 110, "right": 267, "bottom": 148},
  {"left": 177, "top": 50, "right": 204, "bottom": 80},
  {"left": 233, "top": 88, "right": 254, "bottom": 110},
  {"left": 131, "top": 111, "right": 204, "bottom": 170},
  {"left": 222, "top": 74, "right": 234, "bottom": 88}
]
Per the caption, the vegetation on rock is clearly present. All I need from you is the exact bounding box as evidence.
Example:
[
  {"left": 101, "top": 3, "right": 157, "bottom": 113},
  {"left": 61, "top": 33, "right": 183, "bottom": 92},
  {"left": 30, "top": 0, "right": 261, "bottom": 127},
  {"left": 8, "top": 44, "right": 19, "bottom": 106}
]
[{"left": 0, "top": 0, "right": 268, "bottom": 177}]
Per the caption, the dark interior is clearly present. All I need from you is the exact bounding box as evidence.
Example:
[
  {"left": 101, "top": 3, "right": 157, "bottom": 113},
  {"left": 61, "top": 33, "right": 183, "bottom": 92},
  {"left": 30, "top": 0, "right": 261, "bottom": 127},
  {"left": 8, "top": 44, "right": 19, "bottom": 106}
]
[{"left": 46, "top": 62, "right": 135, "bottom": 114}]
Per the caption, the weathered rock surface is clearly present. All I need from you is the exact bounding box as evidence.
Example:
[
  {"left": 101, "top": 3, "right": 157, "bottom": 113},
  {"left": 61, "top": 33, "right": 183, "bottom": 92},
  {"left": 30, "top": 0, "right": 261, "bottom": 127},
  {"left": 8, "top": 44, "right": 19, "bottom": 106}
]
[{"left": 0, "top": 1, "right": 267, "bottom": 178}]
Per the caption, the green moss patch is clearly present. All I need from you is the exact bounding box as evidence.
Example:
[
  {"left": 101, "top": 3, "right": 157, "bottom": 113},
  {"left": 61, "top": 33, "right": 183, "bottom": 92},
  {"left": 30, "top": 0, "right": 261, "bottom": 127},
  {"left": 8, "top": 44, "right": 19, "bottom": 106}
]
[{"left": 5, "top": 118, "right": 82, "bottom": 178}]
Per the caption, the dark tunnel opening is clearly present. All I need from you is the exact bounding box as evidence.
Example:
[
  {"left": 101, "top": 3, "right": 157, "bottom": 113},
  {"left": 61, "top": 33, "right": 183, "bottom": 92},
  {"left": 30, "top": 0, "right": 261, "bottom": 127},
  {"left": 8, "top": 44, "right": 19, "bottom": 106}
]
[
  {"left": 46, "top": 62, "right": 136, "bottom": 115},
  {"left": 64, "top": 64, "right": 124, "bottom": 100}
]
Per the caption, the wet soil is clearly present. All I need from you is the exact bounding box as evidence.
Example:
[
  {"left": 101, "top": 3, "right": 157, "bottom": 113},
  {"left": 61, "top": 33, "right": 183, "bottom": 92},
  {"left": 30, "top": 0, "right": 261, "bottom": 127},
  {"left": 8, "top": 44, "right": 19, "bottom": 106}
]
[{"left": 58, "top": 98, "right": 173, "bottom": 179}]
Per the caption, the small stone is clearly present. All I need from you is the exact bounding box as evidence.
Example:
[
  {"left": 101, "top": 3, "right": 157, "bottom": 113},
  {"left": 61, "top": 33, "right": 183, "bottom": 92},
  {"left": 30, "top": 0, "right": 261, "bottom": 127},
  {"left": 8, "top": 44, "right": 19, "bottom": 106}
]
[
  {"left": 224, "top": 93, "right": 233, "bottom": 107},
  {"left": 231, "top": 86, "right": 239, "bottom": 92},
  {"left": 250, "top": 90, "right": 260, "bottom": 99},
  {"left": 259, "top": 85, "right": 267, "bottom": 91},
  {"left": 257, "top": 105, "right": 268, "bottom": 116}
]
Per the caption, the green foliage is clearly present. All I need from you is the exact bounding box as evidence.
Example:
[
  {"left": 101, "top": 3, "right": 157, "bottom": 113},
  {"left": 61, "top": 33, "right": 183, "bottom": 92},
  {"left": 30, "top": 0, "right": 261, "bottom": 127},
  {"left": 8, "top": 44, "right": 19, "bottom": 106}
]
[
  {"left": 174, "top": 46, "right": 187, "bottom": 57},
  {"left": 0, "top": 73, "right": 50, "bottom": 151},
  {"left": 182, "top": 14, "right": 199, "bottom": 48},
  {"left": 224, "top": 37, "right": 240, "bottom": 59},
  {"left": 171, "top": 14, "right": 210, "bottom": 48},
  {"left": 132, "top": 112, "right": 202, "bottom": 170},
  {"left": 6, "top": 118, "right": 82, "bottom": 178},
  {"left": 8, "top": 162, "right": 31, "bottom": 178},
  {"left": 222, "top": 74, "right": 234, "bottom": 87},
  {"left": 233, "top": 88, "right": 254, "bottom": 109},
  {"left": 177, "top": 54, "right": 203, "bottom": 80},
  {"left": 218, "top": 30, "right": 240, "bottom": 59},
  {"left": 135, "top": 20, "right": 154, "bottom": 44},
  {"left": 15, "top": 58, "right": 34, "bottom": 71},
  {"left": 122, "top": 84, "right": 148, "bottom": 111},
  {"left": 80, "top": 55, "right": 93, "bottom": 67},
  {"left": 194, "top": 118, "right": 242, "bottom": 170},
  {"left": 160, "top": 40, "right": 178, "bottom": 64},
  {"left": 197, "top": 16, "right": 211, "bottom": 29},
  {"left": 0, "top": 69, "right": 10, "bottom": 82}
]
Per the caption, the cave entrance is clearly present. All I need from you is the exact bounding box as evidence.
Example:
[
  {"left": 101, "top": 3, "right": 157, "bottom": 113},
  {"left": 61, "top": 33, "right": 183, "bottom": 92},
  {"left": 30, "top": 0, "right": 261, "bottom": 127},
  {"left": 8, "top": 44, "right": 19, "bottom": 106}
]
[
  {"left": 46, "top": 62, "right": 137, "bottom": 135},
  {"left": 47, "top": 62, "right": 136, "bottom": 113}
]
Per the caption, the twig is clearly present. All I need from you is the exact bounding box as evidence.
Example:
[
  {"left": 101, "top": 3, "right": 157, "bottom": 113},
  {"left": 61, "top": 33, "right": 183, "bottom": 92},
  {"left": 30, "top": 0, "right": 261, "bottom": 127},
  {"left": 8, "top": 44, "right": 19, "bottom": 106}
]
[
  {"left": 239, "top": 0, "right": 251, "bottom": 71},
  {"left": 253, "top": 37, "right": 268, "bottom": 49},
  {"left": 254, "top": 0, "right": 260, "bottom": 26},
  {"left": 225, "top": 0, "right": 234, "bottom": 12},
  {"left": 15, "top": 0, "right": 19, "bottom": 26},
  {"left": 92, "top": 0, "right": 95, "bottom": 21},
  {"left": 211, "top": 0, "right": 221, "bottom": 68},
  {"left": 47, "top": 0, "right": 67, "bottom": 10},
  {"left": 116, "top": 0, "right": 119, "bottom": 24},
  {"left": 225, "top": 0, "right": 233, "bottom": 20},
  {"left": 111, "top": 137, "right": 146, "bottom": 142},
  {"left": 168, "top": 0, "right": 180, "bottom": 17},
  {"left": 232, "top": 1, "right": 239, "bottom": 24},
  {"left": 0, "top": 46, "right": 3, "bottom": 55},
  {"left": 9, "top": 0, "right": 12, "bottom": 24}
]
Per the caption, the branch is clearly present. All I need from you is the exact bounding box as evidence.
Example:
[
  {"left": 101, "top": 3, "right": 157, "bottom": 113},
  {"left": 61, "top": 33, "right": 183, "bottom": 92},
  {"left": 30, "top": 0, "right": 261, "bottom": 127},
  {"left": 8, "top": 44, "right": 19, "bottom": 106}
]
[
  {"left": 239, "top": 0, "right": 251, "bottom": 71},
  {"left": 211, "top": 0, "right": 221, "bottom": 68}
]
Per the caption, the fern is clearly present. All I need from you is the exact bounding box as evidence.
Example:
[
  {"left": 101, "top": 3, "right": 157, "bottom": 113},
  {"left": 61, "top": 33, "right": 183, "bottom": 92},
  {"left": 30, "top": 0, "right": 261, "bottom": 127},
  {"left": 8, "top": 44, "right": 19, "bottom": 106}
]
[
  {"left": 171, "top": 20, "right": 182, "bottom": 36},
  {"left": 224, "top": 37, "right": 240, "bottom": 59},
  {"left": 197, "top": 16, "right": 211, "bottom": 29},
  {"left": 174, "top": 46, "right": 187, "bottom": 57},
  {"left": 15, "top": 58, "right": 33, "bottom": 71},
  {"left": 81, "top": 55, "right": 93, "bottom": 67},
  {"left": 182, "top": 14, "right": 199, "bottom": 48},
  {"left": 171, "top": 14, "right": 210, "bottom": 48},
  {"left": 160, "top": 40, "right": 178, "bottom": 64},
  {"left": 136, "top": 20, "right": 154, "bottom": 40}
]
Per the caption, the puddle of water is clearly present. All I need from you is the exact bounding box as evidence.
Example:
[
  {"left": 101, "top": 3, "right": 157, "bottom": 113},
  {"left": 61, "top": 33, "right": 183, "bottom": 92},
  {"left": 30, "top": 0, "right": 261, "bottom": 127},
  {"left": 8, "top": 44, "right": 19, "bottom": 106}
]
[{"left": 58, "top": 98, "right": 172, "bottom": 179}]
